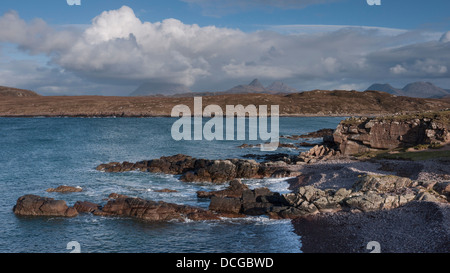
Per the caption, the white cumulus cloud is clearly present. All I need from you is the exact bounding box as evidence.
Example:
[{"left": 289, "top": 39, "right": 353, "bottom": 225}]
[{"left": 0, "top": 6, "right": 449, "bottom": 95}]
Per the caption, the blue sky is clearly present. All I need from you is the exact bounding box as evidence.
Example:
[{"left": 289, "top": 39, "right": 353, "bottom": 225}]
[
  {"left": 0, "top": 0, "right": 449, "bottom": 95},
  {"left": 3, "top": 0, "right": 450, "bottom": 31}
]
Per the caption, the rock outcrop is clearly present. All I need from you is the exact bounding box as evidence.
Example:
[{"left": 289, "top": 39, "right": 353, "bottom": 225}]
[
  {"left": 197, "top": 175, "right": 449, "bottom": 219},
  {"left": 93, "top": 194, "right": 221, "bottom": 221},
  {"left": 197, "top": 179, "right": 249, "bottom": 198},
  {"left": 96, "top": 154, "right": 299, "bottom": 183},
  {"left": 13, "top": 195, "right": 78, "bottom": 217},
  {"left": 198, "top": 179, "right": 347, "bottom": 219},
  {"left": 286, "top": 175, "right": 446, "bottom": 214},
  {"left": 13, "top": 174, "right": 449, "bottom": 221},
  {"left": 333, "top": 111, "right": 450, "bottom": 155},
  {"left": 206, "top": 181, "right": 288, "bottom": 218}
]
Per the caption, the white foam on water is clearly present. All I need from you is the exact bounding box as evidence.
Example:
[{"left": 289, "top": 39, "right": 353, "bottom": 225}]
[
  {"left": 243, "top": 177, "right": 291, "bottom": 194},
  {"left": 214, "top": 215, "right": 291, "bottom": 226}
]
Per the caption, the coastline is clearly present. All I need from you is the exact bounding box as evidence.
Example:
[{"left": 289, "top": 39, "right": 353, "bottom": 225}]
[
  {"left": 285, "top": 157, "right": 450, "bottom": 253},
  {"left": 5, "top": 109, "right": 450, "bottom": 253}
]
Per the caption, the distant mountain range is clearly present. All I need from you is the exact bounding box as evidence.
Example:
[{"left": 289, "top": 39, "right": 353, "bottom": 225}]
[
  {"left": 366, "top": 82, "right": 450, "bottom": 98},
  {"left": 222, "top": 79, "right": 298, "bottom": 94},
  {"left": 130, "top": 79, "right": 299, "bottom": 97},
  {"left": 5, "top": 80, "right": 447, "bottom": 100}
]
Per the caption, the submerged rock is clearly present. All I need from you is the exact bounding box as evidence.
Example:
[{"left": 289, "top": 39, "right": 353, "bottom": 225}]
[
  {"left": 154, "top": 189, "right": 178, "bottom": 193},
  {"left": 46, "top": 185, "right": 83, "bottom": 193}
]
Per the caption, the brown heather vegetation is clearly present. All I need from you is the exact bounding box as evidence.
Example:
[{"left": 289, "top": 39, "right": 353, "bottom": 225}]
[{"left": 1, "top": 89, "right": 450, "bottom": 117}]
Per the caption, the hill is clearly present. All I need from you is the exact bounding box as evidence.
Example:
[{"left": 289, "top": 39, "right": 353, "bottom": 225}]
[
  {"left": 0, "top": 86, "right": 40, "bottom": 97},
  {"left": 266, "top": 81, "right": 298, "bottom": 93},
  {"left": 365, "top": 83, "right": 403, "bottom": 96},
  {"left": 223, "top": 79, "right": 298, "bottom": 95},
  {"left": 170, "top": 79, "right": 298, "bottom": 97},
  {"left": 224, "top": 78, "right": 267, "bottom": 94},
  {"left": 1, "top": 89, "right": 450, "bottom": 117},
  {"left": 366, "top": 81, "right": 450, "bottom": 98},
  {"left": 402, "top": 82, "right": 449, "bottom": 98}
]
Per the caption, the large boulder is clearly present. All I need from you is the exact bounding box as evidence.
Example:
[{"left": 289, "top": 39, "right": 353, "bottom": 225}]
[{"left": 13, "top": 195, "right": 78, "bottom": 217}]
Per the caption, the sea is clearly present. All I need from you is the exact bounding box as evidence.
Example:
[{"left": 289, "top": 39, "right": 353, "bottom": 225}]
[{"left": 0, "top": 117, "right": 344, "bottom": 253}]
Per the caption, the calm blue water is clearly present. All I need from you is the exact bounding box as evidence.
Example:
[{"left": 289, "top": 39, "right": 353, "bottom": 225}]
[{"left": 0, "top": 117, "right": 343, "bottom": 253}]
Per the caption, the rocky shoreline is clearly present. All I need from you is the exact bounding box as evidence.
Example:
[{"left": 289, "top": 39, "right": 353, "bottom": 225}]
[
  {"left": 13, "top": 153, "right": 450, "bottom": 220},
  {"left": 12, "top": 111, "right": 450, "bottom": 252},
  {"left": 12, "top": 154, "right": 450, "bottom": 253}
]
